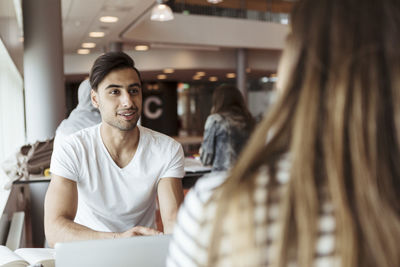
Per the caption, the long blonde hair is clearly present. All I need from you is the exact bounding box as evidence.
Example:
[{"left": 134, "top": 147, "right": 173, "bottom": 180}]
[{"left": 206, "top": 0, "right": 400, "bottom": 266}]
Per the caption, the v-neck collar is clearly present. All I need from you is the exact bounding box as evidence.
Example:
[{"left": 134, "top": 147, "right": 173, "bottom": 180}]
[{"left": 97, "top": 124, "right": 142, "bottom": 171}]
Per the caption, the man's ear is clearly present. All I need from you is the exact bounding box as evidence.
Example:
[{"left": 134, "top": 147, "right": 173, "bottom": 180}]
[{"left": 91, "top": 89, "right": 99, "bottom": 108}]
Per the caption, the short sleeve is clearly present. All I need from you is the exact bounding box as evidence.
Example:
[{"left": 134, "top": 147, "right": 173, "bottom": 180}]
[
  {"left": 50, "top": 136, "right": 80, "bottom": 182},
  {"left": 160, "top": 142, "right": 185, "bottom": 179}
]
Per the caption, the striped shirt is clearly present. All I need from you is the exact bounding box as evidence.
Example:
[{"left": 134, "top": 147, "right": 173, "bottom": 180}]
[{"left": 166, "top": 158, "right": 339, "bottom": 267}]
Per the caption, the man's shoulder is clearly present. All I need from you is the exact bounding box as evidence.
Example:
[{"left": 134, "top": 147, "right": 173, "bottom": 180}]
[
  {"left": 139, "top": 126, "right": 180, "bottom": 147},
  {"left": 59, "top": 124, "right": 100, "bottom": 148}
]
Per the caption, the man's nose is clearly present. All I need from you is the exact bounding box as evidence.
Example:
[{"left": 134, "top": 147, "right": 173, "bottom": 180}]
[{"left": 120, "top": 91, "right": 133, "bottom": 107}]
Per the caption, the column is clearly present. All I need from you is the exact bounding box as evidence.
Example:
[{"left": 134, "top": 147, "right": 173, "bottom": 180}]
[
  {"left": 236, "top": 48, "right": 247, "bottom": 104},
  {"left": 22, "top": 0, "right": 65, "bottom": 248},
  {"left": 109, "top": 41, "right": 123, "bottom": 52},
  {"left": 23, "top": 0, "right": 65, "bottom": 143}
]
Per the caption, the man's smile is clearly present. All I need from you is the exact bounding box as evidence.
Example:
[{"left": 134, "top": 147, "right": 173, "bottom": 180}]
[{"left": 117, "top": 109, "right": 138, "bottom": 120}]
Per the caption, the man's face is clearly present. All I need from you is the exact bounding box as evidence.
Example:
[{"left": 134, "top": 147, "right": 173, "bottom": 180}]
[{"left": 91, "top": 68, "right": 142, "bottom": 132}]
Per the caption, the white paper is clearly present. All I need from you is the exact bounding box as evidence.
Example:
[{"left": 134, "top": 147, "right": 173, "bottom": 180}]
[
  {"left": 14, "top": 248, "right": 55, "bottom": 267},
  {"left": 184, "top": 158, "right": 212, "bottom": 172},
  {"left": 0, "top": 245, "right": 27, "bottom": 266}
]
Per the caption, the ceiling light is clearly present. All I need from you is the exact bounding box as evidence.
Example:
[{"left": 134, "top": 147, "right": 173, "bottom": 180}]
[
  {"left": 135, "top": 45, "right": 149, "bottom": 51},
  {"left": 99, "top": 16, "right": 119, "bottom": 23},
  {"left": 196, "top": 71, "right": 206, "bottom": 76},
  {"left": 226, "top": 73, "right": 236, "bottom": 78},
  {"left": 209, "top": 76, "right": 218, "bottom": 82},
  {"left": 207, "top": 0, "right": 223, "bottom": 3},
  {"left": 163, "top": 68, "right": 175, "bottom": 74},
  {"left": 89, "top": 32, "right": 105, "bottom": 38},
  {"left": 77, "top": 49, "right": 90, "bottom": 55},
  {"left": 193, "top": 76, "right": 202, "bottom": 80},
  {"left": 82, "top": 42, "right": 96, "bottom": 48},
  {"left": 151, "top": 1, "right": 174, "bottom": 21},
  {"left": 157, "top": 74, "right": 167, "bottom": 80}
]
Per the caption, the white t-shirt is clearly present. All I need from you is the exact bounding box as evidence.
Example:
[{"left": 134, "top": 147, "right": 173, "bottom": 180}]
[{"left": 50, "top": 124, "right": 185, "bottom": 232}]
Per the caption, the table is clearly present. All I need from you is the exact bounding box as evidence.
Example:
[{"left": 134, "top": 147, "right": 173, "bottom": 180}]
[{"left": 13, "top": 171, "right": 210, "bottom": 189}]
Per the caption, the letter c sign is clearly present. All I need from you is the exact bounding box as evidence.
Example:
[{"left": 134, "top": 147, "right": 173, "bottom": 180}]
[{"left": 144, "top": 96, "right": 163, "bottom": 119}]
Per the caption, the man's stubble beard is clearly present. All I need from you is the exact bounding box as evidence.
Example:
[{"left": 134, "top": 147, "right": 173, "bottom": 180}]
[{"left": 104, "top": 113, "right": 140, "bottom": 132}]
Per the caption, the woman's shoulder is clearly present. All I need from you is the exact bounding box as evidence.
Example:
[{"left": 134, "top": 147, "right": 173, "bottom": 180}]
[
  {"left": 207, "top": 113, "right": 225, "bottom": 123},
  {"left": 191, "top": 171, "right": 228, "bottom": 202},
  {"left": 166, "top": 172, "right": 228, "bottom": 267}
]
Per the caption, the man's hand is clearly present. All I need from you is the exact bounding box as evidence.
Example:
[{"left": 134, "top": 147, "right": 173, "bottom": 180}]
[{"left": 117, "top": 226, "right": 162, "bottom": 238}]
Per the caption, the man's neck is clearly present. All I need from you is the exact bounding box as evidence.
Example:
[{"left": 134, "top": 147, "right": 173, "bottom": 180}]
[{"left": 100, "top": 123, "right": 140, "bottom": 168}]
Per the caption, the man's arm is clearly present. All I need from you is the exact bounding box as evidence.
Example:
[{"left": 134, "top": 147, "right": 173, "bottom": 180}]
[
  {"left": 45, "top": 175, "right": 160, "bottom": 247},
  {"left": 157, "top": 178, "right": 184, "bottom": 234}
]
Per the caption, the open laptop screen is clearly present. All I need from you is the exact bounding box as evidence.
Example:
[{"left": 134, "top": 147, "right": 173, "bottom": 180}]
[{"left": 55, "top": 234, "right": 171, "bottom": 267}]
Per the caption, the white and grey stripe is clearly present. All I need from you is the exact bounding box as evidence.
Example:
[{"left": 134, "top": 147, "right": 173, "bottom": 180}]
[{"left": 167, "top": 159, "right": 337, "bottom": 267}]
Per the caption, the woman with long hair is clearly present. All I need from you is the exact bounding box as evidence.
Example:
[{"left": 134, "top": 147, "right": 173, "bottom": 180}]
[
  {"left": 200, "top": 84, "right": 254, "bottom": 171},
  {"left": 167, "top": 0, "right": 400, "bottom": 266}
]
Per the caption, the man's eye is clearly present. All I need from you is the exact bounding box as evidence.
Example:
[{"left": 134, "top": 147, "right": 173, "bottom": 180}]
[
  {"left": 110, "top": 90, "right": 119, "bottom": 95},
  {"left": 129, "top": 88, "right": 140, "bottom": 94}
]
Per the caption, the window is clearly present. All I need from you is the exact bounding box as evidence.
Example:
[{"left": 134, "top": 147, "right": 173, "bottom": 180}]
[{"left": 0, "top": 38, "right": 25, "bottom": 162}]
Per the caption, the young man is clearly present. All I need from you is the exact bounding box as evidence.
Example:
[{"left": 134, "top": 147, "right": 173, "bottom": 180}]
[{"left": 44, "top": 52, "right": 185, "bottom": 247}]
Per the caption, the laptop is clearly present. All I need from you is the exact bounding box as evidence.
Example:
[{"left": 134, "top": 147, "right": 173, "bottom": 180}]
[{"left": 55, "top": 234, "right": 171, "bottom": 267}]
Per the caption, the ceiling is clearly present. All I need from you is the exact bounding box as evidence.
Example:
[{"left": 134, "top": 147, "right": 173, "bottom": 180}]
[
  {"left": 1, "top": 0, "right": 293, "bottom": 83},
  {"left": 61, "top": 0, "right": 294, "bottom": 54},
  {"left": 62, "top": 0, "right": 151, "bottom": 54}
]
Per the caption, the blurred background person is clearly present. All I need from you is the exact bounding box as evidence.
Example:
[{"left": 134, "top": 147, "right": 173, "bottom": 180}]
[
  {"left": 167, "top": 0, "right": 400, "bottom": 266},
  {"left": 54, "top": 79, "right": 101, "bottom": 147},
  {"left": 200, "top": 84, "right": 255, "bottom": 171}
]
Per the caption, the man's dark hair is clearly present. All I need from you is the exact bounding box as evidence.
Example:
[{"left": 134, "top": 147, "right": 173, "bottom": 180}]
[{"left": 89, "top": 52, "right": 142, "bottom": 91}]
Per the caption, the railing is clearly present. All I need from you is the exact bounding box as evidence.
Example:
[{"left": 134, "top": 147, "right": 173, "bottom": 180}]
[{"left": 170, "top": 2, "right": 291, "bottom": 24}]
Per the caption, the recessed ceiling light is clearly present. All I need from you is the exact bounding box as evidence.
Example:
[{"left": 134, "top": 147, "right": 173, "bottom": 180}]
[
  {"left": 196, "top": 71, "right": 206, "bottom": 76},
  {"left": 77, "top": 49, "right": 90, "bottom": 55},
  {"left": 89, "top": 32, "right": 105, "bottom": 38},
  {"left": 209, "top": 76, "right": 218, "bottom": 82},
  {"left": 207, "top": 0, "right": 223, "bottom": 3},
  {"left": 163, "top": 68, "right": 174, "bottom": 74},
  {"left": 226, "top": 73, "right": 236, "bottom": 78},
  {"left": 135, "top": 45, "right": 149, "bottom": 51},
  {"left": 193, "top": 76, "right": 202, "bottom": 80},
  {"left": 157, "top": 74, "right": 167, "bottom": 80},
  {"left": 82, "top": 42, "right": 96, "bottom": 48},
  {"left": 99, "top": 16, "right": 119, "bottom": 23}
]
